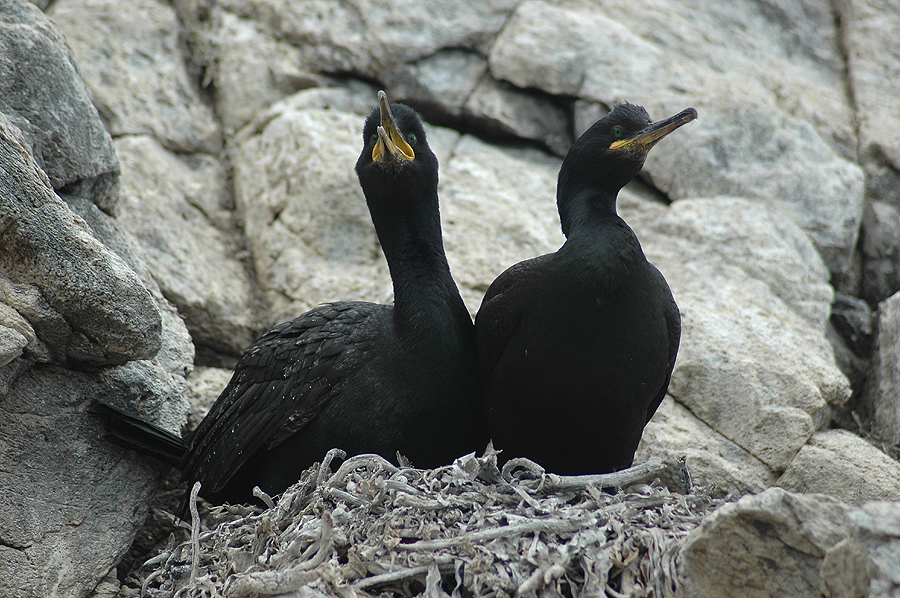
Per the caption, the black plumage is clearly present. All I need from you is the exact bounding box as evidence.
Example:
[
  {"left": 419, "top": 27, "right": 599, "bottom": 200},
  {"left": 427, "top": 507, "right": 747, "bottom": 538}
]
[
  {"left": 98, "top": 92, "right": 486, "bottom": 509},
  {"left": 475, "top": 102, "right": 697, "bottom": 475}
]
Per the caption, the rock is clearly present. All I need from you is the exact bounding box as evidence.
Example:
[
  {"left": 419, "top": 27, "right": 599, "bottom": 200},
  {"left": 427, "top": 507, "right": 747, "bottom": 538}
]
[
  {"left": 218, "top": 0, "right": 518, "bottom": 73},
  {"left": 678, "top": 488, "right": 853, "bottom": 598},
  {"left": 0, "top": 362, "right": 185, "bottom": 598},
  {"left": 49, "top": 0, "right": 221, "bottom": 154},
  {"left": 113, "top": 135, "right": 261, "bottom": 358},
  {"left": 0, "top": 1, "right": 119, "bottom": 210},
  {"left": 232, "top": 94, "right": 391, "bottom": 322},
  {"left": 631, "top": 197, "right": 850, "bottom": 471},
  {"left": 488, "top": 0, "right": 865, "bottom": 282},
  {"left": 863, "top": 291, "right": 900, "bottom": 446},
  {"left": 215, "top": 10, "right": 322, "bottom": 135},
  {"left": 835, "top": 0, "right": 900, "bottom": 177},
  {"left": 860, "top": 200, "right": 900, "bottom": 305},
  {"left": 0, "top": 116, "right": 162, "bottom": 365},
  {"left": 186, "top": 366, "right": 233, "bottom": 430},
  {"left": 776, "top": 429, "right": 900, "bottom": 506},
  {"left": 830, "top": 292, "right": 875, "bottom": 358},
  {"left": 63, "top": 195, "right": 195, "bottom": 378},
  {"left": 822, "top": 502, "right": 900, "bottom": 598},
  {"left": 636, "top": 398, "right": 777, "bottom": 496},
  {"left": 381, "top": 48, "right": 488, "bottom": 123},
  {"left": 0, "top": 323, "right": 27, "bottom": 368}
]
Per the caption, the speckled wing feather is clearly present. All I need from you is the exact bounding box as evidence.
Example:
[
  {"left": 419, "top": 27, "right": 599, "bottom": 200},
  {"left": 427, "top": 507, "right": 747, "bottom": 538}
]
[{"left": 181, "top": 302, "right": 379, "bottom": 494}]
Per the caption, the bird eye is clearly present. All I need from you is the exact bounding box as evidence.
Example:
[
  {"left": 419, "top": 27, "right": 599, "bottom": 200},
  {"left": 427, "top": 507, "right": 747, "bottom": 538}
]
[
  {"left": 406, "top": 133, "right": 417, "bottom": 145},
  {"left": 611, "top": 125, "right": 625, "bottom": 139},
  {"left": 370, "top": 134, "right": 379, "bottom": 145}
]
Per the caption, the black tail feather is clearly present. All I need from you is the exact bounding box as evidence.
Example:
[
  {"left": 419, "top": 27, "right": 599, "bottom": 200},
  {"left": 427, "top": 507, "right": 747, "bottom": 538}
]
[{"left": 91, "top": 400, "right": 185, "bottom": 466}]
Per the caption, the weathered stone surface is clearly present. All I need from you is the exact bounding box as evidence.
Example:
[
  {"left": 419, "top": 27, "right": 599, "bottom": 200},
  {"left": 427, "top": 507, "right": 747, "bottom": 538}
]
[
  {"left": 50, "top": 0, "right": 221, "bottom": 154},
  {"left": 678, "top": 488, "right": 853, "bottom": 598},
  {"left": 776, "top": 429, "right": 900, "bottom": 506},
  {"left": 861, "top": 200, "right": 900, "bottom": 305},
  {"left": 0, "top": 1, "right": 119, "bottom": 210},
  {"left": 0, "top": 117, "right": 161, "bottom": 365},
  {"left": 822, "top": 502, "right": 900, "bottom": 598},
  {"left": 0, "top": 364, "right": 181, "bottom": 598},
  {"left": 835, "top": 0, "right": 900, "bottom": 173},
  {"left": 636, "top": 398, "right": 776, "bottom": 496},
  {"left": 632, "top": 197, "right": 850, "bottom": 470},
  {"left": 215, "top": 10, "right": 321, "bottom": 135},
  {"left": 63, "top": 195, "right": 195, "bottom": 378},
  {"left": 863, "top": 291, "right": 900, "bottom": 446},
  {"left": 114, "top": 135, "right": 261, "bottom": 357},
  {"left": 217, "top": 0, "right": 517, "bottom": 73}
]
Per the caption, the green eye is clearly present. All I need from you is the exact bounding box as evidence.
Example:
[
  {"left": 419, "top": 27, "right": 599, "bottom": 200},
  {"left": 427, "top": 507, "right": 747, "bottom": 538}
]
[
  {"left": 611, "top": 125, "right": 625, "bottom": 139},
  {"left": 406, "top": 133, "right": 417, "bottom": 145},
  {"left": 370, "top": 134, "right": 379, "bottom": 145}
]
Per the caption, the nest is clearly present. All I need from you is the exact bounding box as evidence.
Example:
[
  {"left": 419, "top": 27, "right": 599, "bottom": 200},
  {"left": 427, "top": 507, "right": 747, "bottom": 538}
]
[{"left": 124, "top": 448, "right": 725, "bottom": 598}]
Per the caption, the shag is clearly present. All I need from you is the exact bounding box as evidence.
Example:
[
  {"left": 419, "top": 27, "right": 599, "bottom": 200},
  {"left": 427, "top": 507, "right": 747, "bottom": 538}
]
[
  {"left": 475, "top": 102, "right": 697, "bottom": 474},
  {"left": 99, "top": 91, "right": 486, "bottom": 509}
]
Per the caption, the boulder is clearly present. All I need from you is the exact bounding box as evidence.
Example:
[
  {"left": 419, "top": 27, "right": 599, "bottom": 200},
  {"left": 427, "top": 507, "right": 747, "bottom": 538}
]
[
  {"left": 863, "top": 291, "right": 900, "bottom": 446},
  {"left": 776, "top": 429, "right": 900, "bottom": 506},
  {"left": 678, "top": 488, "right": 853, "bottom": 598},
  {"left": 0, "top": 0, "right": 119, "bottom": 210},
  {"left": 49, "top": 0, "right": 221, "bottom": 154},
  {"left": 113, "top": 135, "right": 261, "bottom": 358},
  {"left": 822, "top": 501, "right": 900, "bottom": 598}
]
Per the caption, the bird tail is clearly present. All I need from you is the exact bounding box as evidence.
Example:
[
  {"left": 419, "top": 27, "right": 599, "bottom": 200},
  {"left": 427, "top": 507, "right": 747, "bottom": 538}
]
[{"left": 91, "top": 400, "right": 185, "bottom": 466}]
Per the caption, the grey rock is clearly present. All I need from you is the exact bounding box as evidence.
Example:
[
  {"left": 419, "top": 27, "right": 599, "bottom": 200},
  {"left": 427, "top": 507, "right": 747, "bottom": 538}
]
[
  {"left": 381, "top": 48, "right": 487, "bottom": 121},
  {"left": 861, "top": 200, "right": 900, "bottom": 305},
  {"left": 678, "top": 488, "right": 853, "bottom": 598},
  {"left": 0, "top": 116, "right": 162, "bottom": 365},
  {"left": 215, "top": 10, "right": 322, "bottom": 135},
  {"left": 831, "top": 291, "right": 875, "bottom": 357},
  {"left": 776, "top": 429, "right": 900, "bottom": 507},
  {"left": 63, "top": 195, "right": 195, "bottom": 378},
  {"left": 636, "top": 398, "right": 777, "bottom": 496},
  {"left": 50, "top": 0, "right": 221, "bottom": 154},
  {"left": 835, "top": 0, "right": 900, "bottom": 173},
  {"left": 633, "top": 197, "right": 850, "bottom": 471},
  {"left": 186, "top": 366, "right": 233, "bottom": 430},
  {"left": 0, "top": 323, "right": 26, "bottom": 368},
  {"left": 0, "top": 0, "right": 119, "bottom": 210},
  {"left": 464, "top": 76, "right": 572, "bottom": 155},
  {"left": 232, "top": 94, "right": 392, "bottom": 323},
  {"left": 822, "top": 502, "right": 900, "bottom": 598},
  {"left": 219, "top": 0, "right": 518, "bottom": 73},
  {"left": 113, "top": 135, "right": 261, "bottom": 358},
  {"left": 0, "top": 365, "right": 177, "bottom": 598},
  {"left": 863, "top": 291, "right": 900, "bottom": 446}
]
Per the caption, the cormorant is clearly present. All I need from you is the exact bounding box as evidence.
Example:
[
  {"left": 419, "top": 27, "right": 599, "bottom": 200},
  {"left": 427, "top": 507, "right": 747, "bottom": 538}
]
[
  {"left": 474, "top": 102, "right": 697, "bottom": 475},
  {"left": 98, "top": 91, "right": 486, "bottom": 509}
]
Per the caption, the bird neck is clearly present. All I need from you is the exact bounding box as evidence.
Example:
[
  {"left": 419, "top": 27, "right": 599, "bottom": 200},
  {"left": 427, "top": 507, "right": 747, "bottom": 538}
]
[
  {"left": 369, "top": 195, "right": 468, "bottom": 334},
  {"left": 558, "top": 188, "right": 620, "bottom": 238}
]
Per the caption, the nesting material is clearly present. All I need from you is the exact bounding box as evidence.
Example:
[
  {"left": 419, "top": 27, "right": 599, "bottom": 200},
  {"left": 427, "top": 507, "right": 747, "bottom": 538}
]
[{"left": 127, "top": 449, "right": 725, "bottom": 598}]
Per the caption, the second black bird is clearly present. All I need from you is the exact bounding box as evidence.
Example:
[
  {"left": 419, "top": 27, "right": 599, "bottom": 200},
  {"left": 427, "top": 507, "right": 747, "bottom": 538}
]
[{"left": 475, "top": 102, "right": 697, "bottom": 475}]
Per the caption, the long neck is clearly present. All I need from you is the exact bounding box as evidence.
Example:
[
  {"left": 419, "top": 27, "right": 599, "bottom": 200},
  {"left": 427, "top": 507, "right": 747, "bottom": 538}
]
[
  {"left": 558, "top": 187, "right": 620, "bottom": 238},
  {"left": 367, "top": 192, "right": 469, "bottom": 334}
]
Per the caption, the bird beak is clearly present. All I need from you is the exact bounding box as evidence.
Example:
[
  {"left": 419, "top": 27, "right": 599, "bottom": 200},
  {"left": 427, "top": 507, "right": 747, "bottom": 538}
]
[
  {"left": 609, "top": 107, "right": 698, "bottom": 152},
  {"left": 372, "top": 90, "right": 416, "bottom": 163}
]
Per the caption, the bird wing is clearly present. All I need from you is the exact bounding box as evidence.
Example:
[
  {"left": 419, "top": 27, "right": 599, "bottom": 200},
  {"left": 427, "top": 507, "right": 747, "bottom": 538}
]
[
  {"left": 475, "top": 255, "right": 552, "bottom": 376},
  {"left": 181, "top": 302, "right": 380, "bottom": 494},
  {"left": 646, "top": 293, "right": 681, "bottom": 423}
]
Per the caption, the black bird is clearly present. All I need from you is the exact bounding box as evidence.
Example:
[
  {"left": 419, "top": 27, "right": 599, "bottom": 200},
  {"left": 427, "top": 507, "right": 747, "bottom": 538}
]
[
  {"left": 475, "top": 102, "right": 697, "bottom": 475},
  {"left": 98, "top": 91, "right": 486, "bottom": 508}
]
